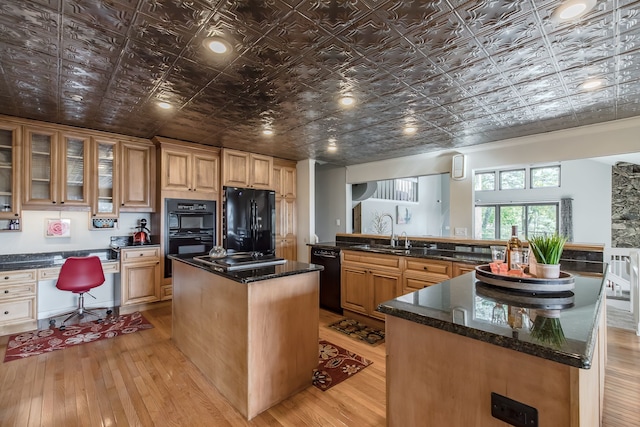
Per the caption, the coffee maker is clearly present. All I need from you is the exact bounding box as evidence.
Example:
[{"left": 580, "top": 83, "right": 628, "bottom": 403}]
[{"left": 133, "top": 218, "right": 151, "bottom": 244}]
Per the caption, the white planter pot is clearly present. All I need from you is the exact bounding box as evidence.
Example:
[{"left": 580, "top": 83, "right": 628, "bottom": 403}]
[{"left": 537, "top": 263, "right": 561, "bottom": 279}]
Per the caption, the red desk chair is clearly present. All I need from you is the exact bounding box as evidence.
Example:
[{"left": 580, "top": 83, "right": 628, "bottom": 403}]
[{"left": 50, "top": 256, "right": 113, "bottom": 330}]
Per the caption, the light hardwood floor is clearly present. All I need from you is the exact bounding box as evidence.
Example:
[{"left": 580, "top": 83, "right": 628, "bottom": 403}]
[{"left": 0, "top": 305, "right": 638, "bottom": 426}]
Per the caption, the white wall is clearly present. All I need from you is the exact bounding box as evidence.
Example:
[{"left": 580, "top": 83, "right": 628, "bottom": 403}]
[
  {"left": 315, "top": 164, "right": 347, "bottom": 242},
  {"left": 0, "top": 210, "right": 148, "bottom": 255},
  {"left": 296, "top": 159, "right": 315, "bottom": 261},
  {"left": 316, "top": 116, "right": 640, "bottom": 247},
  {"left": 355, "top": 174, "right": 449, "bottom": 237}
]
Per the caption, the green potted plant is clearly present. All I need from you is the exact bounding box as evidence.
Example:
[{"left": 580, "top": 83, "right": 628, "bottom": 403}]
[{"left": 527, "top": 234, "right": 568, "bottom": 278}]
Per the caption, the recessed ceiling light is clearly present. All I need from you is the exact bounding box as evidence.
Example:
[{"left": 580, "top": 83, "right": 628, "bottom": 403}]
[
  {"left": 263, "top": 129, "right": 274, "bottom": 136},
  {"left": 202, "top": 37, "right": 231, "bottom": 54},
  {"left": 339, "top": 95, "right": 355, "bottom": 107},
  {"left": 158, "top": 102, "right": 172, "bottom": 109},
  {"left": 553, "top": 0, "right": 596, "bottom": 21},
  {"left": 403, "top": 126, "right": 417, "bottom": 135},
  {"left": 581, "top": 79, "right": 603, "bottom": 90},
  {"left": 327, "top": 138, "right": 337, "bottom": 152},
  {"left": 70, "top": 94, "right": 83, "bottom": 102}
]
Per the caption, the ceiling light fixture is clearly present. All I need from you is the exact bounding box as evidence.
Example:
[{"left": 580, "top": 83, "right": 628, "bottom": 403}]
[
  {"left": 158, "top": 102, "right": 172, "bottom": 109},
  {"left": 552, "top": 0, "right": 596, "bottom": 21},
  {"left": 581, "top": 79, "right": 604, "bottom": 90},
  {"left": 202, "top": 37, "right": 232, "bottom": 54},
  {"left": 263, "top": 129, "right": 274, "bottom": 136},
  {"left": 328, "top": 138, "right": 338, "bottom": 152},
  {"left": 403, "top": 126, "right": 417, "bottom": 135},
  {"left": 339, "top": 95, "right": 355, "bottom": 107},
  {"left": 70, "top": 94, "right": 83, "bottom": 102}
]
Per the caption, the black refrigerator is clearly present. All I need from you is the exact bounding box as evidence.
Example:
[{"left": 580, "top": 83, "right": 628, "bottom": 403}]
[{"left": 222, "top": 186, "right": 277, "bottom": 255}]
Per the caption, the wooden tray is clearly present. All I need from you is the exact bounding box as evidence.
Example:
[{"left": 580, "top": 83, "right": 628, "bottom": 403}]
[
  {"left": 474, "top": 264, "right": 575, "bottom": 292},
  {"left": 475, "top": 282, "right": 575, "bottom": 310}
]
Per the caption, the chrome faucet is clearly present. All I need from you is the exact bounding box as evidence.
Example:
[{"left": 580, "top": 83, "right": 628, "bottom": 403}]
[
  {"left": 400, "top": 231, "right": 410, "bottom": 249},
  {"left": 380, "top": 213, "right": 395, "bottom": 246}
]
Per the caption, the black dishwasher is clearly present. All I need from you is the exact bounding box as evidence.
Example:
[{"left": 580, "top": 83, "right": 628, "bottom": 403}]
[{"left": 310, "top": 247, "right": 342, "bottom": 314}]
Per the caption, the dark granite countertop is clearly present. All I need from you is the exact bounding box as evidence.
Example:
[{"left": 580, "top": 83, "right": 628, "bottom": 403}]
[
  {"left": 0, "top": 249, "right": 119, "bottom": 273},
  {"left": 377, "top": 271, "right": 606, "bottom": 369},
  {"left": 169, "top": 254, "right": 323, "bottom": 284}
]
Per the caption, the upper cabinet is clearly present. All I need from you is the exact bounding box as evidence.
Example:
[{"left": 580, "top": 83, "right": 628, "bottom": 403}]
[
  {"left": 273, "top": 162, "right": 296, "bottom": 199},
  {"left": 155, "top": 137, "right": 219, "bottom": 199},
  {"left": 23, "top": 126, "right": 90, "bottom": 209},
  {"left": 0, "top": 122, "right": 21, "bottom": 223},
  {"left": 222, "top": 149, "right": 272, "bottom": 189},
  {"left": 91, "top": 137, "right": 119, "bottom": 218},
  {"left": 120, "top": 141, "right": 155, "bottom": 212}
]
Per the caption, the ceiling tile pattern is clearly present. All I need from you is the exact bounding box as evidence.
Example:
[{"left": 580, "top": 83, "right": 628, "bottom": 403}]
[{"left": 0, "top": 0, "right": 639, "bottom": 165}]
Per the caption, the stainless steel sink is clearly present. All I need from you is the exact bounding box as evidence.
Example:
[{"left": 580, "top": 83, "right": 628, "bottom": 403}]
[{"left": 351, "top": 244, "right": 409, "bottom": 255}]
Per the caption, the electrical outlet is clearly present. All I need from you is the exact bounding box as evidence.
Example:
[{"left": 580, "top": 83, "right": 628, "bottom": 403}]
[
  {"left": 454, "top": 227, "right": 467, "bottom": 236},
  {"left": 491, "top": 392, "right": 537, "bottom": 427},
  {"left": 335, "top": 219, "right": 340, "bottom": 226}
]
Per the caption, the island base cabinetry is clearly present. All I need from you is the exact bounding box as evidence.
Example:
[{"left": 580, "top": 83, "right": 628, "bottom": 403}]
[
  {"left": 171, "top": 261, "right": 319, "bottom": 420},
  {"left": 385, "top": 314, "right": 605, "bottom": 427}
]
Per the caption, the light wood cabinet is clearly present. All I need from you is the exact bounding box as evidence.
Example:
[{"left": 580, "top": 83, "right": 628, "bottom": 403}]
[
  {"left": 273, "top": 161, "right": 297, "bottom": 260},
  {"left": 0, "top": 121, "right": 21, "bottom": 230},
  {"left": 120, "top": 141, "right": 155, "bottom": 212},
  {"left": 0, "top": 269, "right": 37, "bottom": 335},
  {"left": 341, "top": 250, "right": 402, "bottom": 320},
  {"left": 222, "top": 149, "right": 273, "bottom": 189},
  {"left": 120, "top": 247, "right": 161, "bottom": 306},
  {"left": 23, "top": 126, "right": 91, "bottom": 209},
  {"left": 452, "top": 262, "right": 477, "bottom": 277},
  {"left": 403, "top": 257, "right": 452, "bottom": 294},
  {"left": 91, "top": 137, "right": 119, "bottom": 218},
  {"left": 155, "top": 137, "right": 219, "bottom": 198}
]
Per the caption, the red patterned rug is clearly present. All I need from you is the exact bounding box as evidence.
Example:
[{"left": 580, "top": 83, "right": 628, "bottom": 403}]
[
  {"left": 312, "top": 340, "right": 372, "bottom": 391},
  {"left": 3, "top": 312, "right": 153, "bottom": 362}
]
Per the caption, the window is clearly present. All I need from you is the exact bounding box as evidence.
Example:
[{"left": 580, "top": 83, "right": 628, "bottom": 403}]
[
  {"left": 372, "top": 178, "right": 418, "bottom": 202},
  {"left": 531, "top": 166, "right": 560, "bottom": 188},
  {"left": 499, "top": 169, "right": 525, "bottom": 190},
  {"left": 474, "top": 172, "right": 495, "bottom": 191},
  {"left": 474, "top": 203, "right": 559, "bottom": 240}
]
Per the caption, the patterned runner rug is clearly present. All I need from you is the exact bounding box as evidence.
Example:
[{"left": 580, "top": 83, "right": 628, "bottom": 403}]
[
  {"left": 3, "top": 312, "right": 153, "bottom": 362},
  {"left": 328, "top": 318, "right": 385, "bottom": 345},
  {"left": 312, "top": 340, "right": 372, "bottom": 391}
]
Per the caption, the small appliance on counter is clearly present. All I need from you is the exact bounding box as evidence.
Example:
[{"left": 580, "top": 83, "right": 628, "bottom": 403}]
[{"left": 133, "top": 218, "right": 151, "bottom": 245}]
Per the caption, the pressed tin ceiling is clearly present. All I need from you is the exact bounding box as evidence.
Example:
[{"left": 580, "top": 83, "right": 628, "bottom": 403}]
[{"left": 0, "top": 1, "right": 639, "bottom": 166}]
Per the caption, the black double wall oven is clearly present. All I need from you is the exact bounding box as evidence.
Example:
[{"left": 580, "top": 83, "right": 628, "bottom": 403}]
[{"left": 164, "top": 199, "right": 216, "bottom": 278}]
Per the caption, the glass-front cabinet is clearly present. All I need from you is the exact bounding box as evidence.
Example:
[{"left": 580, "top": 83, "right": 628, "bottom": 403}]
[
  {"left": 0, "top": 122, "right": 21, "bottom": 230},
  {"left": 23, "top": 126, "right": 90, "bottom": 208},
  {"left": 92, "top": 138, "right": 119, "bottom": 218}
]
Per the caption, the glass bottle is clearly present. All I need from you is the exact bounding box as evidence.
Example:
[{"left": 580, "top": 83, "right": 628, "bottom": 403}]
[{"left": 506, "top": 225, "right": 523, "bottom": 270}]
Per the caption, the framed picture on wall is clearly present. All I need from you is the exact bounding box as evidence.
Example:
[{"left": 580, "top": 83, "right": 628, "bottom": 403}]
[
  {"left": 396, "top": 205, "right": 412, "bottom": 225},
  {"left": 45, "top": 218, "right": 71, "bottom": 238}
]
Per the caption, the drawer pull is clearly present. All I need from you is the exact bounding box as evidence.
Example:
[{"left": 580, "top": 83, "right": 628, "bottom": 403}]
[
  {"left": 423, "top": 266, "right": 428, "bottom": 270},
  {"left": 140, "top": 253, "right": 144, "bottom": 256},
  {"left": 4, "top": 311, "right": 8, "bottom": 315},
  {"left": 4, "top": 290, "right": 8, "bottom": 294},
  {"left": 3, "top": 276, "right": 8, "bottom": 280}
]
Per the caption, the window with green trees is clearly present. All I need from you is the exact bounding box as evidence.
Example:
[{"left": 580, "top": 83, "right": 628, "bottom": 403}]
[{"left": 474, "top": 203, "right": 559, "bottom": 240}]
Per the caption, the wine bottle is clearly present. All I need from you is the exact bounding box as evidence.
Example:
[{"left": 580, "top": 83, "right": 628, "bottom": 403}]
[{"left": 506, "top": 225, "right": 523, "bottom": 270}]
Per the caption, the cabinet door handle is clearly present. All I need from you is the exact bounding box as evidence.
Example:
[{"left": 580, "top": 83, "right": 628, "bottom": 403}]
[
  {"left": 139, "top": 253, "right": 144, "bottom": 256},
  {"left": 60, "top": 201, "right": 65, "bottom": 204}
]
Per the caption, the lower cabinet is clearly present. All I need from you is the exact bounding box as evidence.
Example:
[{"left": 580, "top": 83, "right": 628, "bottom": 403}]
[
  {"left": 120, "top": 247, "right": 161, "bottom": 306},
  {"left": 341, "top": 251, "right": 402, "bottom": 321},
  {"left": 0, "top": 270, "right": 37, "bottom": 335},
  {"left": 452, "top": 262, "right": 477, "bottom": 277},
  {"left": 403, "top": 258, "right": 452, "bottom": 294}
]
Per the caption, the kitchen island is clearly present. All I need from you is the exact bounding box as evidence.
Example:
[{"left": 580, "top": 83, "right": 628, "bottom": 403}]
[
  {"left": 377, "top": 271, "right": 607, "bottom": 427},
  {"left": 169, "top": 255, "right": 322, "bottom": 420}
]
